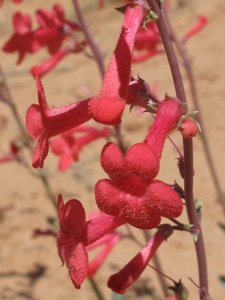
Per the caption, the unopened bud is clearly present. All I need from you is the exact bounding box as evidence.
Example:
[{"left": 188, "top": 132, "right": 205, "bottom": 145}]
[
  {"left": 168, "top": 279, "right": 189, "bottom": 300},
  {"left": 179, "top": 117, "right": 199, "bottom": 138},
  {"left": 170, "top": 181, "right": 185, "bottom": 199}
]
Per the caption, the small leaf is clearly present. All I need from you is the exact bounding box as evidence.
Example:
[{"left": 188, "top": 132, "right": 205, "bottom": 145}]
[
  {"left": 156, "top": 0, "right": 164, "bottom": 9},
  {"left": 194, "top": 197, "right": 203, "bottom": 216},
  {"left": 146, "top": 99, "right": 158, "bottom": 112},
  {"left": 111, "top": 292, "right": 128, "bottom": 300},
  {"left": 218, "top": 222, "right": 225, "bottom": 233},
  {"left": 219, "top": 275, "right": 225, "bottom": 289},
  {"left": 182, "top": 223, "right": 193, "bottom": 230},
  {"left": 47, "top": 217, "right": 58, "bottom": 228},
  {"left": 142, "top": 11, "right": 158, "bottom": 29},
  {"left": 186, "top": 110, "right": 198, "bottom": 118},
  {"left": 114, "top": 4, "right": 129, "bottom": 14},
  {"left": 191, "top": 231, "right": 199, "bottom": 242}
]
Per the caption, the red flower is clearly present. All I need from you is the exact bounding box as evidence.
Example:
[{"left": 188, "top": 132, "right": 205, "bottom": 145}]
[
  {"left": 2, "top": 5, "right": 80, "bottom": 64},
  {"left": 95, "top": 98, "right": 183, "bottom": 229},
  {"left": 108, "top": 224, "right": 173, "bottom": 293},
  {"left": 26, "top": 75, "right": 92, "bottom": 168},
  {"left": 50, "top": 126, "right": 111, "bottom": 171},
  {"left": 2, "top": 12, "right": 42, "bottom": 64},
  {"left": 87, "top": 232, "right": 122, "bottom": 277},
  {"left": 57, "top": 195, "right": 126, "bottom": 288},
  {"left": 0, "top": 0, "right": 22, "bottom": 6},
  {"left": 0, "top": 141, "right": 21, "bottom": 164},
  {"left": 133, "top": 20, "right": 162, "bottom": 63},
  {"left": 26, "top": 74, "right": 151, "bottom": 169},
  {"left": 31, "top": 41, "right": 86, "bottom": 77},
  {"left": 89, "top": 1, "right": 147, "bottom": 125},
  {"left": 132, "top": 13, "right": 207, "bottom": 63},
  {"left": 35, "top": 4, "right": 80, "bottom": 55},
  {"left": 182, "top": 16, "right": 208, "bottom": 42},
  {"left": 31, "top": 48, "right": 69, "bottom": 78}
]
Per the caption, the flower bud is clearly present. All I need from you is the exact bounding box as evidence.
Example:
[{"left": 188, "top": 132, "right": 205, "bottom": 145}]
[{"left": 179, "top": 117, "right": 199, "bottom": 138}]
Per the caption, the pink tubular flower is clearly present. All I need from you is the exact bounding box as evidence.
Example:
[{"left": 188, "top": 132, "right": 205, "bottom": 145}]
[
  {"left": 87, "top": 232, "right": 122, "bottom": 277},
  {"left": 89, "top": 1, "right": 147, "bottom": 125},
  {"left": 182, "top": 16, "right": 208, "bottom": 42},
  {"left": 2, "top": 5, "right": 80, "bottom": 63},
  {"left": 0, "top": 0, "right": 22, "bottom": 6},
  {"left": 132, "top": 48, "right": 160, "bottom": 63},
  {"left": 57, "top": 195, "right": 126, "bottom": 289},
  {"left": 2, "top": 12, "right": 42, "bottom": 64},
  {"left": 108, "top": 224, "right": 173, "bottom": 293},
  {"left": 133, "top": 20, "right": 162, "bottom": 63},
  {"left": 95, "top": 98, "right": 183, "bottom": 229},
  {"left": 50, "top": 126, "right": 111, "bottom": 171},
  {"left": 26, "top": 75, "right": 92, "bottom": 168},
  {"left": 0, "top": 141, "right": 20, "bottom": 164},
  {"left": 31, "top": 48, "right": 69, "bottom": 77},
  {"left": 0, "top": 0, "right": 22, "bottom": 7},
  {"left": 30, "top": 41, "right": 86, "bottom": 77},
  {"left": 26, "top": 74, "right": 151, "bottom": 169}
]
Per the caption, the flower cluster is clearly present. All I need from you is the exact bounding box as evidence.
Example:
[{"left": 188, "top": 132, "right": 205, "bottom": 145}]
[
  {"left": 57, "top": 195, "right": 174, "bottom": 293},
  {"left": 0, "top": 0, "right": 207, "bottom": 295},
  {"left": 2, "top": 4, "right": 85, "bottom": 74},
  {"left": 133, "top": 11, "right": 207, "bottom": 63},
  {"left": 50, "top": 126, "right": 111, "bottom": 171},
  {"left": 95, "top": 97, "right": 183, "bottom": 229},
  {"left": 22, "top": 1, "right": 188, "bottom": 292}
]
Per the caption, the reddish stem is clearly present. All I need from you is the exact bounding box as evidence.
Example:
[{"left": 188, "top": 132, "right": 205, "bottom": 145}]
[
  {"left": 72, "top": 0, "right": 105, "bottom": 78},
  {"left": 146, "top": 0, "right": 208, "bottom": 295},
  {"left": 164, "top": 11, "right": 225, "bottom": 214}
]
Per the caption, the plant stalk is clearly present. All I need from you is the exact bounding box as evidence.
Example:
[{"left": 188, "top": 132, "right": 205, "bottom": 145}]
[
  {"left": 163, "top": 11, "right": 225, "bottom": 214},
  {"left": 0, "top": 65, "right": 57, "bottom": 208},
  {"left": 72, "top": 0, "right": 105, "bottom": 78},
  {"left": 146, "top": 0, "right": 208, "bottom": 294}
]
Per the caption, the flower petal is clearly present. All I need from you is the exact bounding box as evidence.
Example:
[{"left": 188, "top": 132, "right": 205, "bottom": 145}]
[
  {"left": 100, "top": 142, "right": 125, "bottom": 180},
  {"left": 125, "top": 143, "right": 159, "bottom": 182},
  {"left": 68, "top": 242, "right": 88, "bottom": 289},
  {"left": 61, "top": 199, "right": 86, "bottom": 238},
  {"left": 146, "top": 180, "right": 183, "bottom": 218},
  {"left": 13, "top": 12, "right": 32, "bottom": 34},
  {"left": 108, "top": 224, "right": 173, "bottom": 294}
]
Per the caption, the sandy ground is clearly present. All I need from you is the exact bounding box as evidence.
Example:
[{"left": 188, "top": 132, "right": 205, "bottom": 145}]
[{"left": 0, "top": 0, "right": 225, "bottom": 299}]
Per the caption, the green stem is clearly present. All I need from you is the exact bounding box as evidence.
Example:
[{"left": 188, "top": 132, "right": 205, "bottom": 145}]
[{"left": 88, "top": 277, "right": 105, "bottom": 300}]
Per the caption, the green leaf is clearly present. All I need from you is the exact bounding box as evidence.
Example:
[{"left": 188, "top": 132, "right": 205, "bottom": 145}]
[
  {"left": 142, "top": 11, "right": 158, "bottom": 29},
  {"left": 194, "top": 197, "right": 203, "bottom": 217},
  {"left": 219, "top": 275, "right": 225, "bottom": 289},
  {"left": 111, "top": 293, "right": 128, "bottom": 300},
  {"left": 47, "top": 217, "right": 58, "bottom": 228},
  {"left": 156, "top": 0, "right": 164, "bottom": 9},
  {"left": 191, "top": 231, "right": 199, "bottom": 242},
  {"left": 218, "top": 222, "right": 225, "bottom": 233},
  {"left": 182, "top": 223, "right": 193, "bottom": 230}
]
